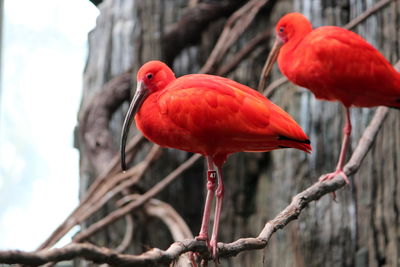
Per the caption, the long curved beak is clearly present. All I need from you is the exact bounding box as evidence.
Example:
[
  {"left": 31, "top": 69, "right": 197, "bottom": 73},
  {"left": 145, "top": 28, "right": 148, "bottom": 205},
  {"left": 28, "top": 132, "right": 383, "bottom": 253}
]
[
  {"left": 120, "top": 81, "right": 149, "bottom": 171},
  {"left": 258, "top": 38, "right": 284, "bottom": 92}
]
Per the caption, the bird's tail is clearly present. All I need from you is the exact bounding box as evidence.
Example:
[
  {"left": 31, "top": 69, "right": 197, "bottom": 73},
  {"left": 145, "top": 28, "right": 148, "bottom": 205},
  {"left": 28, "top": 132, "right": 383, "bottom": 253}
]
[
  {"left": 390, "top": 73, "right": 400, "bottom": 109},
  {"left": 277, "top": 135, "right": 312, "bottom": 153},
  {"left": 383, "top": 94, "right": 400, "bottom": 109},
  {"left": 389, "top": 98, "right": 400, "bottom": 109}
]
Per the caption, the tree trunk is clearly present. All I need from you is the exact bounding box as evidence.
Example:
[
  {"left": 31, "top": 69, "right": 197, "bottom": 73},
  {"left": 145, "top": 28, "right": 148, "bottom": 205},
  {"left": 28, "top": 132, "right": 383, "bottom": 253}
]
[{"left": 76, "top": 0, "right": 400, "bottom": 266}]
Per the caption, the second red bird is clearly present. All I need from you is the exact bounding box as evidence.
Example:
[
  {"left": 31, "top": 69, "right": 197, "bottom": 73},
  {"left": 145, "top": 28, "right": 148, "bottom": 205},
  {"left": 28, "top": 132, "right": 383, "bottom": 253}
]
[{"left": 260, "top": 12, "right": 400, "bottom": 183}]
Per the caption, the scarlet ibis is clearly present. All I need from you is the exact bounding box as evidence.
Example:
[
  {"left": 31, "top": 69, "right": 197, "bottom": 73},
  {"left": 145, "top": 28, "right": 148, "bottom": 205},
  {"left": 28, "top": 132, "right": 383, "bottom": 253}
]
[
  {"left": 120, "top": 60, "right": 311, "bottom": 258},
  {"left": 259, "top": 13, "right": 400, "bottom": 183}
]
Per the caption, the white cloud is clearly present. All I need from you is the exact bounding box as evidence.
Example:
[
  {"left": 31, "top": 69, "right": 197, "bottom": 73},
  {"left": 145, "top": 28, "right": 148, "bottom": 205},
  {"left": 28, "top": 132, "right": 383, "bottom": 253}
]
[
  {"left": 0, "top": 174, "right": 3, "bottom": 190},
  {"left": 5, "top": 0, "right": 98, "bottom": 42},
  {"left": 0, "top": 176, "right": 79, "bottom": 250},
  {"left": 0, "top": 140, "right": 25, "bottom": 184}
]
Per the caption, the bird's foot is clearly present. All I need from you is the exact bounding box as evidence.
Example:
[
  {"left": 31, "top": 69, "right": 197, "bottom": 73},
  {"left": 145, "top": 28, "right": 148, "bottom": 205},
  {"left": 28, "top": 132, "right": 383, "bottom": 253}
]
[
  {"left": 319, "top": 169, "right": 349, "bottom": 184},
  {"left": 189, "top": 235, "right": 213, "bottom": 267},
  {"left": 195, "top": 235, "right": 219, "bottom": 263},
  {"left": 188, "top": 247, "right": 201, "bottom": 267},
  {"left": 319, "top": 169, "right": 349, "bottom": 201},
  {"left": 188, "top": 252, "right": 198, "bottom": 267},
  {"left": 191, "top": 235, "right": 212, "bottom": 266},
  {"left": 209, "top": 239, "right": 219, "bottom": 264}
]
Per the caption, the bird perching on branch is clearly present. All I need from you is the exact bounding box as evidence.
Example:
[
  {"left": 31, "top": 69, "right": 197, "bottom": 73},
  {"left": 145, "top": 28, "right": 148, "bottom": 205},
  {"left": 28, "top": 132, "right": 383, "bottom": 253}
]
[
  {"left": 259, "top": 12, "right": 400, "bottom": 184},
  {"left": 120, "top": 60, "right": 311, "bottom": 259}
]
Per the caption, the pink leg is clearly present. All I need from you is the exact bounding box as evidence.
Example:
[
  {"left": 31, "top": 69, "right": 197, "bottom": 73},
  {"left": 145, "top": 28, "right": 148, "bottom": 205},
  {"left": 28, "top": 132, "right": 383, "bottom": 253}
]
[
  {"left": 209, "top": 164, "right": 224, "bottom": 260},
  {"left": 196, "top": 156, "right": 217, "bottom": 243},
  {"left": 320, "top": 106, "right": 351, "bottom": 184}
]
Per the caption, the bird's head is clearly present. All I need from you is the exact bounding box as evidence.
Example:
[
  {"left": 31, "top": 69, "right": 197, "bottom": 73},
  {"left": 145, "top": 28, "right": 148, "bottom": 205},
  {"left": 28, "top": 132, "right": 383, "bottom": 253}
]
[
  {"left": 137, "top": 60, "right": 176, "bottom": 93},
  {"left": 275, "top": 13, "right": 312, "bottom": 44},
  {"left": 120, "top": 60, "right": 175, "bottom": 171},
  {"left": 258, "top": 13, "right": 312, "bottom": 91}
]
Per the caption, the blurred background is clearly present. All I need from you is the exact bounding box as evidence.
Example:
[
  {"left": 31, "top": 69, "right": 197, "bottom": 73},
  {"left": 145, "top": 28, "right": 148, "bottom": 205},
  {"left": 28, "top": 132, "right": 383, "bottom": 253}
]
[
  {"left": 0, "top": 0, "right": 98, "bottom": 250},
  {"left": 0, "top": 0, "right": 399, "bottom": 267}
]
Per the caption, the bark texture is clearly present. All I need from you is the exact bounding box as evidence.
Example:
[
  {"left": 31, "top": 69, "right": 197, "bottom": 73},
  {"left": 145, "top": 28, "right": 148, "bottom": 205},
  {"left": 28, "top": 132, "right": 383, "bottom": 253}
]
[{"left": 76, "top": 0, "right": 400, "bottom": 266}]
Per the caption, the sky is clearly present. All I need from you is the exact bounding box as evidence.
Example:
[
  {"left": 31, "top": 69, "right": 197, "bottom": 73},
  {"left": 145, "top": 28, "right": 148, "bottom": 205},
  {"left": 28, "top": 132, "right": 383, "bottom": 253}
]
[{"left": 0, "top": 0, "right": 99, "bottom": 250}]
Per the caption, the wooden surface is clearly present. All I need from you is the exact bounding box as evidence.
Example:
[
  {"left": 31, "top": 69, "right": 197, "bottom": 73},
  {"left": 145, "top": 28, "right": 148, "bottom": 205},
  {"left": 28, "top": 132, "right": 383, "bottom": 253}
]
[{"left": 76, "top": 0, "right": 400, "bottom": 266}]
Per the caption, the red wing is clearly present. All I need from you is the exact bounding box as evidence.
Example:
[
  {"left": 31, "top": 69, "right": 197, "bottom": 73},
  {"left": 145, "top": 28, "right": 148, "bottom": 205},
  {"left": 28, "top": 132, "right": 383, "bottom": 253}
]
[
  {"left": 297, "top": 26, "right": 400, "bottom": 99},
  {"left": 158, "top": 75, "right": 310, "bottom": 152}
]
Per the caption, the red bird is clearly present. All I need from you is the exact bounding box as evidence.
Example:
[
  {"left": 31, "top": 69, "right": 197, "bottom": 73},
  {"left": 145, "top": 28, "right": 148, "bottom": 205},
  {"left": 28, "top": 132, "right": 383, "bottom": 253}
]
[
  {"left": 120, "top": 60, "right": 311, "bottom": 258},
  {"left": 259, "top": 12, "right": 400, "bottom": 183}
]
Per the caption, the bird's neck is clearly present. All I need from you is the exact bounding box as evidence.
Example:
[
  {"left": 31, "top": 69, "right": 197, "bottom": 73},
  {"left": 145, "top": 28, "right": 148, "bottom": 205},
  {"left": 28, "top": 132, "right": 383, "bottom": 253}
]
[
  {"left": 286, "top": 25, "right": 311, "bottom": 51},
  {"left": 152, "top": 68, "right": 176, "bottom": 92},
  {"left": 284, "top": 21, "right": 312, "bottom": 51},
  {"left": 278, "top": 36, "right": 303, "bottom": 74},
  {"left": 278, "top": 28, "right": 311, "bottom": 79},
  {"left": 155, "top": 77, "right": 175, "bottom": 91}
]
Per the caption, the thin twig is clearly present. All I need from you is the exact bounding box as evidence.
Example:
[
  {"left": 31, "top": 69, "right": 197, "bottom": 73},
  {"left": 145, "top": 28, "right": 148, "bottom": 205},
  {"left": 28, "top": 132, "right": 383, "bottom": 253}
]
[
  {"left": 263, "top": 76, "right": 287, "bottom": 97},
  {"left": 216, "top": 29, "right": 270, "bottom": 76}
]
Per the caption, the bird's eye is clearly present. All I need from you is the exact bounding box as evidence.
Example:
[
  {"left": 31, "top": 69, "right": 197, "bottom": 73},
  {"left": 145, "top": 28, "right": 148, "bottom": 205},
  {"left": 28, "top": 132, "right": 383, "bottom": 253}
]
[
  {"left": 279, "top": 26, "right": 284, "bottom": 33},
  {"left": 146, "top": 73, "right": 153, "bottom": 80}
]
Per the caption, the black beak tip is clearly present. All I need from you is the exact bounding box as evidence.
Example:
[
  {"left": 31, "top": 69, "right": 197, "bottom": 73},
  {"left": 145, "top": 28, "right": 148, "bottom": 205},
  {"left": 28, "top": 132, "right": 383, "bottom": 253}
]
[{"left": 121, "top": 155, "right": 127, "bottom": 171}]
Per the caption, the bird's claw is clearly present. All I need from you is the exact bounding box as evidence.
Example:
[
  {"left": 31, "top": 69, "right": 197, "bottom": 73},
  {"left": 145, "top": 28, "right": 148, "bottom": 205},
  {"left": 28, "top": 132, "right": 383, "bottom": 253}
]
[
  {"left": 190, "top": 236, "right": 218, "bottom": 266},
  {"left": 192, "top": 235, "right": 213, "bottom": 265},
  {"left": 319, "top": 169, "right": 349, "bottom": 184},
  {"left": 319, "top": 169, "right": 349, "bottom": 201},
  {"left": 210, "top": 240, "right": 219, "bottom": 263},
  {"left": 188, "top": 252, "right": 198, "bottom": 267}
]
